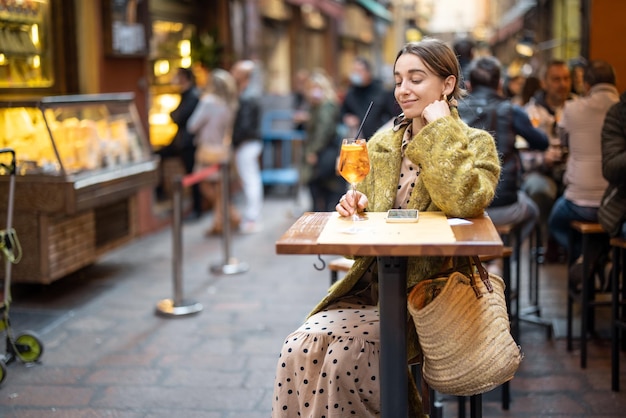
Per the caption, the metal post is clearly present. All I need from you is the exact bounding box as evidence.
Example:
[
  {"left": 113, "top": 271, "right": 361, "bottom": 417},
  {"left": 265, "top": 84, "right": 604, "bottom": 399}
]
[
  {"left": 155, "top": 175, "right": 203, "bottom": 317},
  {"left": 2, "top": 149, "right": 16, "bottom": 304},
  {"left": 210, "top": 162, "right": 249, "bottom": 275}
]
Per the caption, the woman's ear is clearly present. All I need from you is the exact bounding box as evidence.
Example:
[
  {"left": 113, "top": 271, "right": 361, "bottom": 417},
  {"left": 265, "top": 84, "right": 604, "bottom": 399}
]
[{"left": 443, "top": 75, "right": 456, "bottom": 97}]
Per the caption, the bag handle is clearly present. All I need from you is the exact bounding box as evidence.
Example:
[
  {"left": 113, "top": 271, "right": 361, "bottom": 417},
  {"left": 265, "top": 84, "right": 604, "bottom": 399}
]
[{"left": 469, "top": 255, "right": 493, "bottom": 298}]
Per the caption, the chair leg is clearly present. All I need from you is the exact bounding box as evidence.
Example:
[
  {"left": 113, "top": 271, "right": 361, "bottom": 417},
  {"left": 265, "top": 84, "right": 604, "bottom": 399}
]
[
  {"left": 330, "top": 270, "right": 338, "bottom": 285},
  {"left": 458, "top": 396, "right": 466, "bottom": 418},
  {"left": 611, "top": 245, "right": 621, "bottom": 391},
  {"left": 567, "top": 290, "right": 574, "bottom": 351},
  {"left": 567, "top": 228, "right": 576, "bottom": 352},
  {"left": 470, "top": 394, "right": 483, "bottom": 418},
  {"left": 581, "top": 233, "right": 591, "bottom": 369},
  {"left": 502, "top": 381, "right": 510, "bottom": 410}
]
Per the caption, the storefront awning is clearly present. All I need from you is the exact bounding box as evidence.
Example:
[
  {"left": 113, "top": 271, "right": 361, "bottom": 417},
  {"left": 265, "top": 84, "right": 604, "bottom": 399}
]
[
  {"left": 355, "top": 0, "right": 392, "bottom": 23},
  {"left": 285, "top": 0, "right": 345, "bottom": 19},
  {"left": 492, "top": 0, "right": 536, "bottom": 43}
]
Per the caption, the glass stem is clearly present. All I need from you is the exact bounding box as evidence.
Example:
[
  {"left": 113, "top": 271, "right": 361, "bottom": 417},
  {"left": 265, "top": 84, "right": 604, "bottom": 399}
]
[{"left": 351, "top": 183, "right": 358, "bottom": 222}]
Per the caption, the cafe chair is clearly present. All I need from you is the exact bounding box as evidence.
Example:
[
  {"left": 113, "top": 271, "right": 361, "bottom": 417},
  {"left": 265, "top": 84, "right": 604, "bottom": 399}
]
[
  {"left": 328, "top": 257, "right": 355, "bottom": 284},
  {"left": 260, "top": 109, "right": 306, "bottom": 195}
]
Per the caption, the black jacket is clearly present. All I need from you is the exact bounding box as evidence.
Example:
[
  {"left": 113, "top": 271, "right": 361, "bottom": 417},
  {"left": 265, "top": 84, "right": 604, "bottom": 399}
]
[
  {"left": 232, "top": 95, "right": 261, "bottom": 148},
  {"left": 458, "top": 86, "right": 549, "bottom": 207},
  {"left": 601, "top": 91, "right": 626, "bottom": 192},
  {"left": 170, "top": 86, "right": 200, "bottom": 149},
  {"left": 340, "top": 79, "right": 384, "bottom": 140}
]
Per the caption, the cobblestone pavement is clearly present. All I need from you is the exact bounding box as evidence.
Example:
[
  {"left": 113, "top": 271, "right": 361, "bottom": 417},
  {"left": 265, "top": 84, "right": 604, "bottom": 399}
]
[{"left": 1, "top": 195, "right": 625, "bottom": 417}]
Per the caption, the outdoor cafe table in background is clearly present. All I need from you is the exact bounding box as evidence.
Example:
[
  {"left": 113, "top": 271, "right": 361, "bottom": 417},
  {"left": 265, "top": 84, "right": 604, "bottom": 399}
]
[{"left": 275, "top": 211, "right": 504, "bottom": 418}]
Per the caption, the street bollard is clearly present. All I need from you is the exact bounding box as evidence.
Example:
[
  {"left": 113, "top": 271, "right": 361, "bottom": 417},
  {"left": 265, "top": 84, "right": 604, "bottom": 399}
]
[
  {"left": 210, "top": 161, "right": 249, "bottom": 275},
  {"left": 155, "top": 174, "right": 203, "bottom": 317}
]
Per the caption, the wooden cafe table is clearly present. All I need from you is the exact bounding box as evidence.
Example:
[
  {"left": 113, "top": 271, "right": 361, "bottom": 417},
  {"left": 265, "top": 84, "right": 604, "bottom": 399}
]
[{"left": 275, "top": 211, "right": 503, "bottom": 418}]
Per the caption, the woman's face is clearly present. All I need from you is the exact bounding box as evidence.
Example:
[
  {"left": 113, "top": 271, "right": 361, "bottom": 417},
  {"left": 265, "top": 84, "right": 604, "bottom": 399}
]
[
  {"left": 393, "top": 53, "right": 448, "bottom": 120},
  {"left": 307, "top": 81, "right": 324, "bottom": 104}
]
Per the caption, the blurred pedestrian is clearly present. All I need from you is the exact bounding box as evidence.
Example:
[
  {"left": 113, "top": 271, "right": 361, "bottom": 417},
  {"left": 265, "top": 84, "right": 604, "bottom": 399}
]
[
  {"left": 292, "top": 68, "right": 310, "bottom": 132},
  {"left": 504, "top": 73, "right": 526, "bottom": 105},
  {"left": 300, "top": 69, "right": 344, "bottom": 211},
  {"left": 569, "top": 57, "right": 587, "bottom": 96},
  {"left": 340, "top": 56, "right": 384, "bottom": 140},
  {"left": 453, "top": 36, "right": 476, "bottom": 90},
  {"left": 548, "top": 60, "right": 619, "bottom": 260},
  {"left": 155, "top": 67, "right": 202, "bottom": 220},
  {"left": 187, "top": 68, "right": 241, "bottom": 236},
  {"left": 520, "top": 75, "right": 541, "bottom": 106},
  {"left": 231, "top": 60, "right": 263, "bottom": 233}
]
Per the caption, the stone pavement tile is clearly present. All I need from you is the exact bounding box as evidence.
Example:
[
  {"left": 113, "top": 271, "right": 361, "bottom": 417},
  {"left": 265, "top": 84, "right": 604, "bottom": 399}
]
[
  {"left": 93, "top": 386, "right": 264, "bottom": 412},
  {"left": 85, "top": 368, "right": 162, "bottom": 385},
  {"left": 0, "top": 385, "right": 94, "bottom": 407},
  {"left": 2, "top": 366, "right": 89, "bottom": 386}
]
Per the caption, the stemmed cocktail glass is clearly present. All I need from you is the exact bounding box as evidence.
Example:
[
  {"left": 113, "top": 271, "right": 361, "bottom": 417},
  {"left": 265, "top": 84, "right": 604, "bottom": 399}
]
[{"left": 338, "top": 137, "right": 370, "bottom": 222}]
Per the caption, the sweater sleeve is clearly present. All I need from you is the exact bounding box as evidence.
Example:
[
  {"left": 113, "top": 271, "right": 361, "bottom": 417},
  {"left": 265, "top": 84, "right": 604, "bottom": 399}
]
[{"left": 405, "top": 114, "right": 500, "bottom": 218}]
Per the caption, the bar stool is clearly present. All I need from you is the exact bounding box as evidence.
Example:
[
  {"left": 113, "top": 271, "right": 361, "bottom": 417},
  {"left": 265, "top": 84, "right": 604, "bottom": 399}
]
[
  {"left": 566, "top": 221, "right": 610, "bottom": 369},
  {"left": 517, "top": 224, "right": 553, "bottom": 337},
  {"left": 328, "top": 257, "right": 354, "bottom": 284},
  {"left": 611, "top": 237, "right": 626, "bottom": 391}
]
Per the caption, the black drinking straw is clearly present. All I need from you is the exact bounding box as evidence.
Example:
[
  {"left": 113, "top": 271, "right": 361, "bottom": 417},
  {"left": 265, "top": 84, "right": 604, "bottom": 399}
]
[{"left": 353, "top": 101, "right": 374, "bottom": 140}]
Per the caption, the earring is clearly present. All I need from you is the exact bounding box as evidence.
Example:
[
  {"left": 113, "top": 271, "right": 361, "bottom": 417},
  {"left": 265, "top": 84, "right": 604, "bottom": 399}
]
[{"left": 442, "top": 93, "right": 448, "bottom": 102}]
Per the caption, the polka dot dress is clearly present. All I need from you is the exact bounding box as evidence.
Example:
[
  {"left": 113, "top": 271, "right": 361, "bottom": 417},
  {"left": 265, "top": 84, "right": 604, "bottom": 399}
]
[{"left": 272, "top": 302, "right": 380, "bottom": 417}]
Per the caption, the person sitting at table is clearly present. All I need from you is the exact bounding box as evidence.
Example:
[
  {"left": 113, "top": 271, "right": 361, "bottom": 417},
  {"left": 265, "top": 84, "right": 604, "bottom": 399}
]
[{"left": 271, "top": 38, "right": 501, "bottom": 418}]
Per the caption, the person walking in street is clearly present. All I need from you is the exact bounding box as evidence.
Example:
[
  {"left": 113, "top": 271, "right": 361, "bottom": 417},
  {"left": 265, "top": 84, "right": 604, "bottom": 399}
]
[
  {"left": 340, "top": 56, "right": 384, "bottom": 140},
  {"left": 452, "top": 35, "right": 476, "bottom": 90},
  {"left": 271, "top": 38, "right": 500, "bottom": 418},
  {"left": 155, "top": 67, "right": 202, "bottom": 219},
  {"left": 458, "top": 55, "right": 549, "bottom": 274},
  {"left": 231, "top": 60, "right": 263, "bottom": 233},
  {"left": 187, "top": 68, "right": 241, "bottom": 236},
  {"left": 548, "top": 60, "right": 619, "bottom": 260},
  {"left": 300, "top": 69, "right": 344, "bottom": 211}
]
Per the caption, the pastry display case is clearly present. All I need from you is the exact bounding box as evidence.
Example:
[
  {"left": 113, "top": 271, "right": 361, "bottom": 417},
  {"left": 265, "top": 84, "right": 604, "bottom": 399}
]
[{"left": 0, "top": 93, "right": 158, "bottom": 284}]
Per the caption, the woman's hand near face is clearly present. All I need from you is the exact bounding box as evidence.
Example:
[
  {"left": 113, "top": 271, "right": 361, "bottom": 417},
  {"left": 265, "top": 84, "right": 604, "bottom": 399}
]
[
  {"left": 421, "top": 99, "right": 451, "bottom": 125},
  {"left": 336, "top": 190, "right": 368, "bottom": 216}
]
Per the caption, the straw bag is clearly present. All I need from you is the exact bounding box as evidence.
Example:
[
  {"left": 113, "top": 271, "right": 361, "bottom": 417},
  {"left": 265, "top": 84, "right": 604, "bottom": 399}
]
[{"left": 408, "top": 256, "right": 523, "bottom": 396}]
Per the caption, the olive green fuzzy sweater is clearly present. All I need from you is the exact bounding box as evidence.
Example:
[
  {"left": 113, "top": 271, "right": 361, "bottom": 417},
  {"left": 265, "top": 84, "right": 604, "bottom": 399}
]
[{"left": 309, "top": 108, "right": 500, "bottom": 362}]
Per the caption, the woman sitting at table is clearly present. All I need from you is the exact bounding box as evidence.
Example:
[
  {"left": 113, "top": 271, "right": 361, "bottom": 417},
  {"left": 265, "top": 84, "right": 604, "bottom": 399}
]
[{"left": 271, "top": 38, "right": 501, "bottom": 418}]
